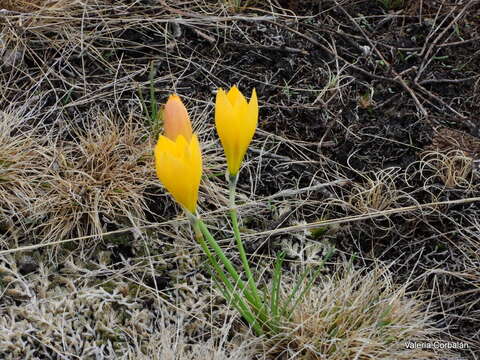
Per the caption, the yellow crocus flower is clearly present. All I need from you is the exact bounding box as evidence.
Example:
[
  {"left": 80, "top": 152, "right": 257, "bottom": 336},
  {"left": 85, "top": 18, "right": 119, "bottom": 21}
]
[
  {"left": 155, "top": 94, "right": 201, "bottom": 214},
  {"left": 163, "top": 94, "right": 193, "bottom": 141},
  {"left": 154, "top": 134, "right": 202, "bottom": 214},
  {"left": 215, "top": 86, "right": 258, "bottom": 176}
]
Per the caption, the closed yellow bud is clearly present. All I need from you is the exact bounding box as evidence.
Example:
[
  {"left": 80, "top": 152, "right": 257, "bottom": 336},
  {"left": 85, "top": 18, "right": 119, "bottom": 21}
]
[
  {"left": 215, "top": 86, "right": 258, "bottom": 176},
  {"left": 163, "top": 94, "right": 193, "bottom": 142},
  {"left": 154, "top": 134, "right": 202, "bottom": 214}
]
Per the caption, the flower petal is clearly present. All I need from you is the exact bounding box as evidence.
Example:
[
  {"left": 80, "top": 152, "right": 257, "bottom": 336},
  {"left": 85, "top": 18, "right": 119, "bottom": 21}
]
[
  {"left": 154, "top": 134, "right": 202, "bottom": 213},
  {"left": 215, "top": 86, "right": 258, "bottom": 176},
  {"left": 227, "top": 85, "right": 247, "bottom": 107},
  {"left": 163, "top": 94, "right": 193, "bottom": 141}
]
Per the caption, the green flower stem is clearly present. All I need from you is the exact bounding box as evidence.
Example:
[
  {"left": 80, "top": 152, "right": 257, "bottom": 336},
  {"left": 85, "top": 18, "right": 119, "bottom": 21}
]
[
  {"left": 196, "top": 219, "right": 266, "bottom": 330},
  {"left": 270, "top": 252, "right": 285, "bottom": 321},
  {"left": 196, "top": 220, "right": 245, "bottom": 291},
  {"left": 192, "top": 217, "right": 263, "bottom": 335},
  {"left": 228, "top": 177, "right": 263, "bottom": 313}
]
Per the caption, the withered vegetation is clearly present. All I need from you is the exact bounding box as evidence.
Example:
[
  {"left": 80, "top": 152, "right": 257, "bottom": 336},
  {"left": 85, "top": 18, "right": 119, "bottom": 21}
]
[{"left": 0, "top": 0, "right": 479, "bottom": 358}]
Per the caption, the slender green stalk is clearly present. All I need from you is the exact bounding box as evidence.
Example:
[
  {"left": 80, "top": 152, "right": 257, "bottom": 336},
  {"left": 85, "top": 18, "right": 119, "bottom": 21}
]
[
  {"left": 270, "top": 252, "right": 285, "bottom": 318},
  {"left": 211, "top": 271, "right": 263, "bottom": 335},
  {"left": 196, "top": 220, "right": 246, "bottom": 292},
  {"left": 192, "top": 217, "right": 232, "bottom": 291},
  {"left": 269, "top": 251, "right": 285, "bottom": 334},
  {"left": 196, "top": 219, "right": 267, "bottom": 329},
  {"left": 281, "top": 248, "right": 334, "bottom": 319},
  {"left": 228, "top": 175, "right": 263, "bottom": 312},
  {"left": 192, "top": 216, "right": 263, "bottom": 335}
]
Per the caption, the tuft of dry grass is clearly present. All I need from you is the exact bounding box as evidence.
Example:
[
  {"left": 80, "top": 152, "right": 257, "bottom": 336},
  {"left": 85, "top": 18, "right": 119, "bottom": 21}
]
[
  {"left": 0, "top": 111, "right": 50, "bottom": 246},
  {"left": 346, "top": 168, "right": 415, "bottom": 213},
  {"left": 260, "top": 264, "right": 455, "bottom": 360},
  {"left": 0, "top": 0, "right": 43, "bottom": 11},
  {"left": 416, "top": 150, "right": 475, "bottom": 189},
  {"left": 0, "top": 109, "right": 158, "bottom": 253},
  {"left": 32, "top": 115, "right": 157, "bottom": 245}
]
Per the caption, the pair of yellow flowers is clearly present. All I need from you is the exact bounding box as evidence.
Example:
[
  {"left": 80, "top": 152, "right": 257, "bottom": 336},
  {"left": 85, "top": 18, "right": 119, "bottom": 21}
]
[{"left": 154, "top": 86, "right": 258, "bottom": 214}]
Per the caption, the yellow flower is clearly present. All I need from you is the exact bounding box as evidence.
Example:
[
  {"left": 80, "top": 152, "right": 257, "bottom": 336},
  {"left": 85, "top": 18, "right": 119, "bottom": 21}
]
[
  {"left": 163, "top": 94, "right": 193, "bottom": 141},
  {"left": 154, "top": 134, "right": 202, "bottom": 214},
  {"left": 215, "top": 86, "right": 258, "bottom": 176}
]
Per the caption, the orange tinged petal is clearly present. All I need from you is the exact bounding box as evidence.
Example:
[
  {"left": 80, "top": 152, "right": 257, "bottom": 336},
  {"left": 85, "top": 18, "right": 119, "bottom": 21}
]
[{"left": 163, "top": 94, "right": 193, "bottom": 142}]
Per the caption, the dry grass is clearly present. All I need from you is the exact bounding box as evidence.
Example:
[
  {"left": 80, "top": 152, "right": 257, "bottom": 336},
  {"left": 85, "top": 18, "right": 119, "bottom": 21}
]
[
  {"left": 0, "top": 252, "right": 456, "bottom": 360},
  {"left": 416, "top": 150, "right": 475, "bottom": 189},
  {"left": 0, "top": 0, "right": 47, "bottom": 12},
  {"left": 254, "top": 264, "right": 455, "bottom": 359},
  {"left": 346, "top": 168, "right": 415, "bottom": 213},
  {"left": 0, "top": 111, "right": 50, "bottom": 246},
  {"left": 32, "top": 115, "right": 156, "bottom": 245},
  {"left": 0, "top": 254, "right": 257, "bottom": 360},
  {"left": 0, "top": 0, "right": 479, "bottom": 358},
  {"left": 0, "top": 109, "right": 157, "bottom": 254}
]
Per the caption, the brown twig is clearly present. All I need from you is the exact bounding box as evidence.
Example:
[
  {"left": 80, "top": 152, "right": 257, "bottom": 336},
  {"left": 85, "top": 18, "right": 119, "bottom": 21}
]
[
  {"left": 415, "top": 0, "right": 476, "bottom": 82},
  {"left": 334, "top": 1, "right": 429, "bottom": 118},
  {"left": 249, "top": 196, "right": 480, "bottom": 238},
  {"left": 418, "top": 75, "right": 480, "bottom": 86},
  {"left": 227, "top": 41, "right": 309, "bottom": 55},
  {"left": 192, "top": 28, "right": 216, "bottom": 43},
  {"left": 415, "top": 83, "right": 467, "bottom": 119},
  {"left": 332, "top": 28, "right": 480, "bottom": 52},
  {"left": 372, "top": 93, "right": 402, "bottom": 110},
  {"left": 263, "top": 19, "right": 395, "bottom": 83}
]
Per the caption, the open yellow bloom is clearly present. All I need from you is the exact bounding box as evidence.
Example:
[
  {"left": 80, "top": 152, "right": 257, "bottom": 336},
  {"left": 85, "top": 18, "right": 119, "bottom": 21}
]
[
  {"left": 154, "top": 134, "right": 202, "bottom": 214},
  {"left": 163, "top": 94, "right": 193, "bottom": 141},
  {"left": 215, "top": 86, "right": 258, "bottom": 176}
]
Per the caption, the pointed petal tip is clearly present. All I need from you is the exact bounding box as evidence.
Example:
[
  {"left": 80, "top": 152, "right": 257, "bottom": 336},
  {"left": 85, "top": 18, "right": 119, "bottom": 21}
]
[
  {"left": 216, "top": 88, "right": 226, "bottom": 97},
  {"left": 250, "top": 88, "right": 257, "bottom": 103}
]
